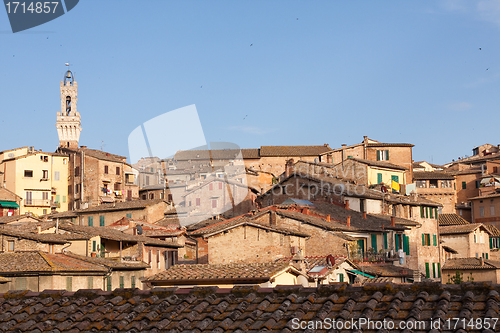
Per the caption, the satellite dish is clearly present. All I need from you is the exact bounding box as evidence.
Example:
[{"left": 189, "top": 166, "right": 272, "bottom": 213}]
[{"left": 136, "top": 225, "right": 143, "bottom": 235}]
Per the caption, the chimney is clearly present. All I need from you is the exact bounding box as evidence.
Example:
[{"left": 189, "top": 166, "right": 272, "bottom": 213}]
[
  {"left": 346, "top": 216, "right": 351, "bottom": 227},
  {"left": 302, "top": 207, "right": 309, "bottom": 215},
  {"left": 37, "top": 225, "right": 41, "bottom": 234},
  {"left": 363, "top": 212, "right": 367, "bottom": 219},
  {"left": 480, "top": 257, "right": 485, "bottom": 266},
  {"left": 80, "top": 146, "right": 87, "bottom": 149},
  {"left": 345, "top": 200, "right": 350, "bottom": 210},
  {"left": 391, "top": 216, "right": 395, "bottom": 227},
  {"left": 326, "top": 215, "right": 330, "bottom": 222},
  {"left": 285, "top": 159, "right": 294, "bottom": 178},
  {"left": 270, "top": 210, "right": 277, "bottom": 226},
  {"left": 341, "top": 144, "right": 347, "bottom": 148}
]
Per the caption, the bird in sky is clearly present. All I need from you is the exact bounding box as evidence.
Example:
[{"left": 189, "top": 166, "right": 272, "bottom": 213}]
[
  {"left": 479, "top": 47, "right": 482, "bottom": 50},
  {"left": 200, "top": 86, "right": 203, "bottom": 88},
  {"left": 243, "top": 115, "right": 248, "bottom": 120},
  {"left": 250, "top": 44, "right": 253, "bottom": 46},
  {"left": 486, "top": 68, "right": 489, "bottom": 71}
]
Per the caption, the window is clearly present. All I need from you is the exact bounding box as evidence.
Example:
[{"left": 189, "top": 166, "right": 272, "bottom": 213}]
[
  {"left": 425, "top": 263, "right": 430, "bottom": 278},
  {"left": 212, "top": 199, "right": 217, "bottom": 208},
  {"left": 474, "top": 234, "right": 477, "bottom": 243},
  {"left": 491, "top": 206, "right": 495, "bottom": 216},
  {"left": 196, "top": 198, "right": 200, "bottom": 206},
  {"left": 148, "top": 250, "right": 152, "bottom": 264},
  {"left": 383, "top": 233, "right": 388, "bottom": 249},
  {"left": 116, "top": 167, "right": 120, "bottom": 175},
  {"left": 157, "top": 250, "right": 161, "bottom": 269},
  {"left": 119, "top": 276, "right": 124, "bottom": 288},
  {"left": 433, "top": 234, "right": 437, "bottom": 246},
  {"left": 145, "top": 176, "right": 150, "bottom": 186},
  {"left": 416, "top": 180, "right": 427, "bottom": 188},
  {"left": 75, "top": 166, "right": 80, "bottom": 176},
  {"left": 479, "top": 207, "right": 484, "bottom": 217},
  {"left": 42, "top": 192, "right": 48, "bottom": 200},
  {"left": 209, "top": 183, "right": 213, "bottom": 191},
  {"left": 54, "top": 171, "right": 60, "bottom": 181},
  {"left": 149, "top": 193, "right": 154, "bottom": 199},
  {"left": 8, "top": 240, "right": 14, "bottom": 252},
  {"left": 462, "top": 181, "right": 466, "bottom": 189},
  {"left": 42, "top": 170, "right": 49, "bottom": 179},
  {"left": 441, "top": 180, "right": 452, "bottom": 188},
  {"left": 219, "top": 182, "right": 223, "bottom": 190},
  {"left": 338, "top": 273, "right": 344, "bottom": 282},
  {"left": 88, "top": 216, "right": 93, "bottom": 226},
  {"left": 76, "top": 184, "right": 80, "bottom": 194},
  {"left": 377, "top": 173, "right": 382, "bottom": 184},
  {"left": 432, "top": 263, "right": 436, "bottom": 278},
  {"left": 87, "top": 277, "right": 93, "bottom": 289},
  {"left": 15, "top": 277, "right": 27, "bottom": 290},
  {"left": 126, "top": 213, "right": 132, "bottom": 218},
  {"left": 25, "top": 191, "right": 32, "bottom": 205},
  {"left": 377, "top": 150, "right": 389, "bottom": 161},
  {"left": 63, "top": 196, "right": 66, "bottom": 203},
  {"left": 114, "top": 183, "right": 121, "bottom": 191},
  {"left": 66, "top": 277, "right": 72, "bottom": 291},
  {"left": 403, "top": 235, "right": 410, "bottom": 255},
  {"left": 106, "top": 276, "right": 112, "bottom": 291},
  {"left": 422, "top": 233, "right": 431, "bottom": 246},
  {"left": 99, "top": 215, "right": 105, "bottom": 226},
  {"left": 131, "top": 276, "right": 136, "bottom": 288},
  {"left": 104, "top": 165, "right": 109, "bottom": 174},
  {"left": 92, "top": 240, "right": 96, "bottom": 252},
  {"left": 24, "top": 170, "right": 33, "bottom": 178}
]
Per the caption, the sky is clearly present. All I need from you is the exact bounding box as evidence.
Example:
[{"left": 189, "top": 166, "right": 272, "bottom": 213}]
[{"left": 1, "top": 0, "right": 500, "bottom": 165}]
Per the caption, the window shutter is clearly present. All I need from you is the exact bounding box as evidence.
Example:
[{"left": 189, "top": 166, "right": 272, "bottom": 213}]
[
  {"left": 377, "top": 173, "right": 383, "bottom": 184},
  {"left": 92, "top": 240, "right": 96, "bottom": 252},
  {"left": 437, "top": 263, "right": 441, "bottom": 278},
  {"left": 383, "top": 233, "right": 388, "bottom": 249},
  {"left": 87, "top": 276, "right": 93, "bottom": 289},
  {"left": 88, "top": 216, "right": 93, "bottom": 226},
  {"left": 377, "top": 151, "right": 381, "bottom": 161},
  {"left": 490, "top": 238, "right": 494, "bottom": 249},
  {"left": 432, "top": 263, "right": 436, "bottom": 278},
  {"left": 425, "top": 263, "right": 430, "bottom": 278},
  {"left": 385, "top": 150, "right": 389, "bottom": 160},
  {"left": 66, "top": 277, "right": 72, "bottom": 291},
  {"left": 131, "top": 276, "right": 136, "bottom": 288},
  {"left": 99, "top": 215, "right": 105, "bottom": 226},
  {"left": 430, "top": 208, "right": 434, "bottom": 219},
  {"left": 371, "top": 234, "right": 377, "bottom": 251},
  {"left": 420, "top": 207, "right": 424, "bottom": 218},
  {"left": 462, "top": 181, "right": 466, "bottom": 189},
  {"left": 339, "top": 273, "right": 344, "bottom": 282},
  {"left": 395, "top": 234, "right": 399, "bottom": 250},
  {"left": 106, "top": 277, "right": 112, "bottom": 291},
  {"left": 119, "top": 276, "right": 124, "bottom": 288},
  {"left": 433, "top": 234, "right": 437, "bottom": 246},
  {"left": 422, "top": 234, "right": 426, "bottom": 246},
  {"left": 126, "top": 213, "right": 132, "bottom": 218},
  {"left": 403, "top": 235, "right": 410, "bottom": 255}
]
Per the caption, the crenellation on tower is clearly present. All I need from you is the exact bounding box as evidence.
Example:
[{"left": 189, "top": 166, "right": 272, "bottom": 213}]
[{"left": 56, "top": 69, "right": 82, "bottom": 148}]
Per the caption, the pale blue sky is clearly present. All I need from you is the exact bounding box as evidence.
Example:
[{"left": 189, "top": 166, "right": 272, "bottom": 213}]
[{"left": 1, "top": 0, "right": 500, "bottom": 164}]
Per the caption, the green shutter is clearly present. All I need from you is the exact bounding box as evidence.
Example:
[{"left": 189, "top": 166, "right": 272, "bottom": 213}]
[
  {"left": 101, "top": 243, "right": 105, "bottom": 258},
  {"left": 435, "top": 208, "right": 438, "bottom": 219},
  {"left": 395, "top": 234, "right": 400, "bottom": 250},
  {"left": 119, "top": 276, "right": 124, "bottom": 288},
  {"left": 385, "top": 150, "right": 389, "bottom": 160},
  {"left": 420, "top": 207, "right": 424, "bottom": 218},
  {"left": 383, "top": 233, "right": 388, "bottom": 249},
  {"left": 422, "top": 234, "right": 426, "bottom": 246},
  {"left": 430, "top": 207, "right": 434, "bottom": 219},
  {"left": 106, "top": 276, "right": 112, "bottom": 291},
  {"left": 403, "top": 235, "right": 410, "bottom": 255},
  {"left": 87, "top": 276, "right": 93, "bottom": 289},
  {"left": 432, "top": 263, "right": 436, "bottom": 278},
  {"left": 339, "top": 273, "right": 344, "bottom": 282},
  {"left": 126, "top": 213, "right": 132, "bottom": 218},
  {"left": 490, "top": 238, "right": 494, "bottom": 249},
  {"left": 486, "top": 253, "right": 489, "bottom": 259},
  {"left": 391, "top": 175, "right": 399, "bottom": 183},
  {"left": 66, "top": 277, "right": 72, "bottom": 291},
  {"left": 371, "top": 234, "right": 378, "bottom": 251},
  {"left": 99, "top": 215, "right": 105, "bottom": 226},
  {"left": 462, "top": 181, "right": 466, "bottom": 189},
  {"left": 92, "top": 240, "right": 96, "bottom": 252},
  {"left": 131, "top": 276, "right": 136, "bottom": 288},
  {"left": 56, "top": 194, "right": 60, "bottom": 203},
  {"left": 437, "top": 263, "right": 441, "bottom": 278},
  {"left": 377, "top": 173, "right": 383, "bottom": 184},
  {"left": 377, "top": 151, "right": 381, "bottom": 161},
  {"left": 433, "top": 234, "right": 437, "bottom": 246},
  {"left": 88, "top": 216, "right": 93, "bottom": 226},
  {"left": 425, "top": 263, "right": 430, "bottom": 278}
]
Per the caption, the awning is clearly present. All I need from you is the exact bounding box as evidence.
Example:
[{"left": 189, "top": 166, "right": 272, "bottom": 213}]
[
  {"left": 0, "top": 201, "right": 19, "bottom": 208},
  {"left": 443, "top": 245, "right": 458, "bottom": 254},
  {"left": 346, "top": 269, "right": 376, "bottom": 278}
]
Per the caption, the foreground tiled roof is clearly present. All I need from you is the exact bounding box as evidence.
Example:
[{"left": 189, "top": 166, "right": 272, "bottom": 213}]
[
  {"left": 0, "top": 214, "right": 43, "bottom": 224},
  {"left": 442, "top": 257, "right": 500, "bottom": 270},
  {"left": 358, "top": 264, "right": 414, "bottom": 277},
  {"left": 439, "top": 213, "right": 470, "bottom": 226},
  {"left": 49, "top": 199, "right": 165, "bottom": 217},
  {"left": 439, "top": 223, "right": 489, "bottom": 235},
  {"left": 1, "top": 282, "right": 499, "bottom": 332},
  {"left": 0, "top": 227, "right": 68, "bottom": 244},
  {"left": 144, "top": 262, "right": 291, "bottom": 283},
  {"left": 347, "top": 157, "right": 408, "bottom": 171},
  {"left": 485, "top": 224, "right": 500, "bottom": 237}
]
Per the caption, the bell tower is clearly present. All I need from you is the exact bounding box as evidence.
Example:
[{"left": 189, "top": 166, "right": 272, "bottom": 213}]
[{"left": 56, "top": 69, "right": 82, "bottom": 148}]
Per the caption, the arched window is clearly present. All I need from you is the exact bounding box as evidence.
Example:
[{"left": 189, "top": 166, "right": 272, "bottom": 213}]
[{"left": 66, "top": 96, "right": 71, "bottom": 115}]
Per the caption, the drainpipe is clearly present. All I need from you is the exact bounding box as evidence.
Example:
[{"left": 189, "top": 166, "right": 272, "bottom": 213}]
[{"left": 81, "top": 150, "right": 84, "bottom": 207}]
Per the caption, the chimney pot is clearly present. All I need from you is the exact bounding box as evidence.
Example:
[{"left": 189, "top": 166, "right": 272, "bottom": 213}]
[
  {"left": 346, "top": 216, "right": 351, "bottom": 227},
  {"left": 391, "top": 216, "right": 395, "bottom": 227},
  {"left": 363, "top": 212, "right": 367, "bottom": 219},
  {"left": 270, "top": 211, "right": 277, "bottom": 226},
  {"left": 302, "top": 207, "right": 309, "bottom": 215},
  {"left": 326, "top": 214, "right": 330, "bottom": 222},
  {"left": 341, "top": 144, "right": 347, "bottom": 148},
  {"left": 345, "top": 200, "right": 350, "bottom": 210}
]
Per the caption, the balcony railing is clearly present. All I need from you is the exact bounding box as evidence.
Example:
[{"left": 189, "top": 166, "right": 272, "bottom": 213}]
[{"left": 24, "top": 199, "right": 51, "bottom": 207}]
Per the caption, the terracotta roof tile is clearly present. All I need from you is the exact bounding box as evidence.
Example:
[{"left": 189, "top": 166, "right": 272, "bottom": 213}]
[
  {"left": 439, "top": 223, "right": 490, "bottom": 235},
  {"left": 439, "top": 213, "right": 470, "bottom": 226},
  {"left": 260, "top": 145, "right": 332, "bottom": 157},
  {"left": 413, "top": 171, "right": 455, "bottom": 180},
  {"left": 347, "top": 157, "right": 408, "bottom": 170},
  {"left": 484, "top": 224, "right": 500, "bottom": 237},
  {"left": 0, "top": 283, "right": 499, "bottom": 331},
  {"left": 442, "top": 257, "right": 500, "bottom": 270}
]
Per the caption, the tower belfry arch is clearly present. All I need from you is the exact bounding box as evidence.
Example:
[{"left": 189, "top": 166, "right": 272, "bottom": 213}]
[{"left": 56, "top": 68, "right": 82, "bottom": 148}]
